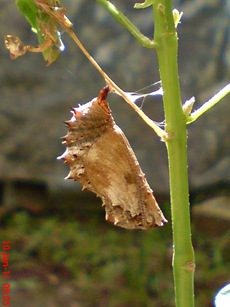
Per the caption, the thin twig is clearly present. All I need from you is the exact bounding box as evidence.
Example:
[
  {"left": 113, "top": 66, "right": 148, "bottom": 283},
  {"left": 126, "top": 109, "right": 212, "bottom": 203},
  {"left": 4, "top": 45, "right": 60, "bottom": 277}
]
[
  {"left": 187, "top": 83, "right": 230, "bottom": 124},
  {"left": 97, "top": 0, "right": 157, "bottom": 48}
]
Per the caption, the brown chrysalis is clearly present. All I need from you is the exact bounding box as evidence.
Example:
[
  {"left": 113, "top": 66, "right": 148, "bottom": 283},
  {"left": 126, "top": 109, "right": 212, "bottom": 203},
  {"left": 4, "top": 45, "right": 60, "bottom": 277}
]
[{"left": 58, "top": 87, "right": 167, "bottom": 229}]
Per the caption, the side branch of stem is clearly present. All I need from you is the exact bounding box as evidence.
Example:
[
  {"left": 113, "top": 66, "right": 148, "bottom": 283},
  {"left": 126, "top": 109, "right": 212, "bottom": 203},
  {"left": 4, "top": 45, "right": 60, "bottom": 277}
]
[
  {"left": 187, "top": 83, "right": 230, "bottom": 124},
  {"left": 97, "top": 0, "right": 157, "bottom": 48}
]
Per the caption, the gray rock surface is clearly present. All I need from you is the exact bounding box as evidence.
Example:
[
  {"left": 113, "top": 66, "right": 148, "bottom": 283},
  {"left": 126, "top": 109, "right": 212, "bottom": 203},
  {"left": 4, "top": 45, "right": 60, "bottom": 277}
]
[
  {"left": 192, "top": 196, "right": 230, "bottom": 235},
  {"left": 0, "top": 0, "right": 229, "bottom": 200}
]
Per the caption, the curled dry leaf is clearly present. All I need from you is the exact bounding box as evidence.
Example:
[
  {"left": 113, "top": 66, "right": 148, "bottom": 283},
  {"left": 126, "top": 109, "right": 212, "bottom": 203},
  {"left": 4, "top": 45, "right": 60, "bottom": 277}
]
[
  {"left": 4, "top": 35, "right": 27, "bottom": 60},
  {"left": 58, "top": 87, "right": 167, "bottom": 229},
  {"left": 4, "top": 34, "right": 55, "bottom": 60},
  {"left": 5, "top": 0, "right": 68, "bottom": 64}
]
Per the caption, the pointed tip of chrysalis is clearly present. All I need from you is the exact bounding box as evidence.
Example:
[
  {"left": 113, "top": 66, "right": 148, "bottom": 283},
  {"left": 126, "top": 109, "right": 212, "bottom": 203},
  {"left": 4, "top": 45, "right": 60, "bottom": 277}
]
[
  {"left": 99, "top": 86, "right": 110, "bottom": 101},
  {"left": 157, "top": 217, "right": 168, "bottom": 227},
  {"left": 65, "top": 171, "right": 74, "bottom": 180},
  {"left": 64, "top": 120, "right": 70, "bottom": 127},
  {"left": 71, "top": 107, "right": 82, "bottom": 119},
  {"left": 57, "top": 149, "right": 68, "bottom": 161},
  {"left": 64, "top": 120, "right": 76, "bottom": 129}
]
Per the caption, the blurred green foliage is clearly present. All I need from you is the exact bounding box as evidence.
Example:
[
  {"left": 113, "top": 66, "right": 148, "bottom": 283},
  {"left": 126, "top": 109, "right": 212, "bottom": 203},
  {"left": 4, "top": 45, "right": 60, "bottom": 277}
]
[{"left": 1, "top": 211, "right": 229, "bottom": 306}]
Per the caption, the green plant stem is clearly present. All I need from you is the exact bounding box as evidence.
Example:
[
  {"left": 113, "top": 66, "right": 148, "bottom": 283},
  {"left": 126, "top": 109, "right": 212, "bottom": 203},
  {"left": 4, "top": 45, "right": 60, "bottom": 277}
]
[
  {"left": 187, "top": 83, "right": 230, "bottom": 123},
  {"left": 152, "top": 1, "right": 195, "bottom": 306},
  {"left": 99, "top": 1, "right": 195, "bottom": 305},
  {"left": 97, "top": 0, "right": 156, "bottom": 48}
]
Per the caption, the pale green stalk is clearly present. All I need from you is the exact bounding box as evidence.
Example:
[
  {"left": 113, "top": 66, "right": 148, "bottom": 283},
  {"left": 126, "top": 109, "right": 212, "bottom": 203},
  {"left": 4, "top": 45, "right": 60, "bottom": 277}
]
[
  {"left": 152, "top": 1, "right": 195, "bottom": 305},
  {"left": 97, "top": 0, "right": 156, "bottom": 48},
  {"left": 98, "top": 0, "right": 195, "bottom": 306},
  {"left": 187, "top": 83, "right": 230, "bottom": 123}
]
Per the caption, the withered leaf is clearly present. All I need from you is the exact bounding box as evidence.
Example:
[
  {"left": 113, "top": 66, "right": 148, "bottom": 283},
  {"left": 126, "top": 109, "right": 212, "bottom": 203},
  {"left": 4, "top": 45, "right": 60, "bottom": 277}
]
[
  {"left": 58, "top": 87, "right": 167, "bottom": 229},
  {"left": 4, "top": 34, "right": 56, "bottom": 61},
  {"left": 5, "top": 0, "right": 67, "bottom": 65},
  {"left": 4, "top": 35, "right": 27, "bottom": 60}
]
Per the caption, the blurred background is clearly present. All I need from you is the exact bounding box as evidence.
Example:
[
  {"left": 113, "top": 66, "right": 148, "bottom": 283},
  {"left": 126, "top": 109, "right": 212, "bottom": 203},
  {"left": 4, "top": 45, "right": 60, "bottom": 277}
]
[{"left": 0, "top": 0, "right": 229, "bottom": 306}]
